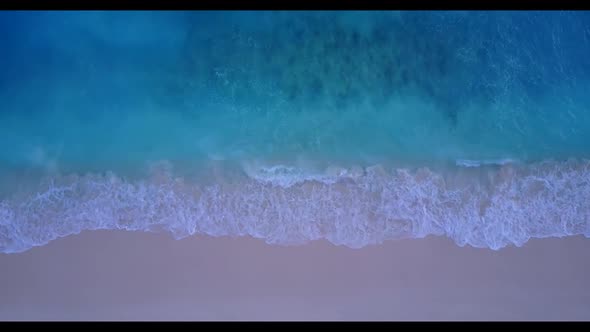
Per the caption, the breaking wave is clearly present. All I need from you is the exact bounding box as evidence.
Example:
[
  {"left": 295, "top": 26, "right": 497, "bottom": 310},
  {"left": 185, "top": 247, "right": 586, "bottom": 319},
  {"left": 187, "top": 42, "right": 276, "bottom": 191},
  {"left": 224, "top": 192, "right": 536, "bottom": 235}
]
[{"left": 1, "top": 159, "right": 589, "bottom": 253}]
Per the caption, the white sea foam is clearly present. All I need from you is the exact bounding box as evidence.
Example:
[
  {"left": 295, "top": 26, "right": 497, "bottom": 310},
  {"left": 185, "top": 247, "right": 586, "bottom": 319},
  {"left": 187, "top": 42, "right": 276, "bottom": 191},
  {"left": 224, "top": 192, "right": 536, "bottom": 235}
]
[
  {"left": 455, "top": 158, "right": 518, "bottom": 168},
  {"left": 241, "top": 161, "right": 365, "bottom": 188},
  {"left": 0, "top": 159, "right": 589, "bottom": 253}
]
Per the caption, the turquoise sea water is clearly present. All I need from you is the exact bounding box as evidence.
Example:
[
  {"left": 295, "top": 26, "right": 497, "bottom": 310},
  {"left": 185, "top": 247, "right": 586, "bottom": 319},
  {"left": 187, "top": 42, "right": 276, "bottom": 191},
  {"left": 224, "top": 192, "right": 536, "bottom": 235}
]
[{"left": 1, "top": 11, "right": 589, "bottom": 252}]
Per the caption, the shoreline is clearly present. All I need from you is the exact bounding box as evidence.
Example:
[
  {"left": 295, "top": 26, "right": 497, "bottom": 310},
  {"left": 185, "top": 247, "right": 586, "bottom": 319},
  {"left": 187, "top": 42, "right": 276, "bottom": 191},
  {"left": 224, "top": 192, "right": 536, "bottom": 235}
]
[{"left": 1, "top": 158, "right": 589, "bottom": 253}]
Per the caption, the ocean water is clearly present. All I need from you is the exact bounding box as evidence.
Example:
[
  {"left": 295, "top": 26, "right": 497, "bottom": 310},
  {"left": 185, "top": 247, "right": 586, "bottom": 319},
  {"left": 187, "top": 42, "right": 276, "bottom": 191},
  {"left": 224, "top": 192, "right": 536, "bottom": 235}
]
[{"left": 1, "top": 11, "right": 589, "bottom": 253}]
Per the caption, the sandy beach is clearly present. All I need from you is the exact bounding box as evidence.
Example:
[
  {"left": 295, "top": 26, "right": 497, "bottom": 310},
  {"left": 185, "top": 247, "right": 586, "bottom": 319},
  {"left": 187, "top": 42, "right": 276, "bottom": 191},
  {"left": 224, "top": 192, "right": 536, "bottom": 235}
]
[{"left": 0, "top": 230, "right": 589, "bottom": 320}]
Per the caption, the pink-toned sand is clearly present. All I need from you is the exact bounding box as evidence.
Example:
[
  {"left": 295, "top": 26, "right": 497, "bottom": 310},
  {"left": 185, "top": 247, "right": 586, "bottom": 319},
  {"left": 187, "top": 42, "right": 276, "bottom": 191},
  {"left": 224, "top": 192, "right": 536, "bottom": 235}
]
[{"left": 0, "top": 231, "right": 589, "bottom": 320}]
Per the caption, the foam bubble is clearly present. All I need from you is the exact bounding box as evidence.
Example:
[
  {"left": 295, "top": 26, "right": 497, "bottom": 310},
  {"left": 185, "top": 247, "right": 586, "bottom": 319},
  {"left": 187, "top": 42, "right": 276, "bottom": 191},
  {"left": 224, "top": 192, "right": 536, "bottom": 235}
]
[{"left": 0, "top": 159, "right": 589, "bottom": 253}]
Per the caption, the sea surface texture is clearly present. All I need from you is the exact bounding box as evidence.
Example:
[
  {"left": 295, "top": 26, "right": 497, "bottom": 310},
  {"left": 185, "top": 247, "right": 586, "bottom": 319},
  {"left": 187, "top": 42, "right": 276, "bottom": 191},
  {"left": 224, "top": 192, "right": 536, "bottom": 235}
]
[{"left": 1, "top": 11, "right": 589, "bottom": 253}]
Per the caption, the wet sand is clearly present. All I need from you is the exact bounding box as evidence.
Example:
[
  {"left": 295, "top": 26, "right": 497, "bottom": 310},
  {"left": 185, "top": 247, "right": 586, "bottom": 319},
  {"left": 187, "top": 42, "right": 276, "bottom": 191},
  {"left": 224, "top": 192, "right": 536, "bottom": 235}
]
[{"left": 0, "top": 230, "right": 589, "bottom": 320}]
